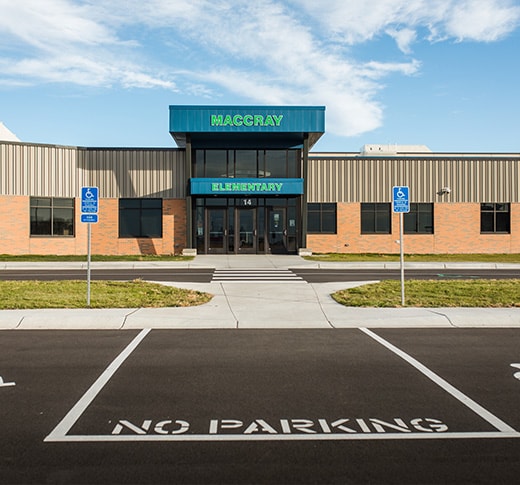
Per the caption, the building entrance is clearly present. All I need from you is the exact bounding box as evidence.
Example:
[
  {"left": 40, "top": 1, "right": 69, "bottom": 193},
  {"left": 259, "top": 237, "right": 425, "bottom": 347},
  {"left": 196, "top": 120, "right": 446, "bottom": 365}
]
[{"left": 196, "top": 198, "right": 299, "bottom": 255}]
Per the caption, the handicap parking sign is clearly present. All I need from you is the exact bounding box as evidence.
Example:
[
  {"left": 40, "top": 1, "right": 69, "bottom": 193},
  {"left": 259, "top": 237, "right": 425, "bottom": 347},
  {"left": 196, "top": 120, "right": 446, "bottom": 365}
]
[
  {"left": 392, "top": 186, "right": 410, "bottom": 213},
  {"left": 81, "top": 187, "right": 99, "bottom": 214}
]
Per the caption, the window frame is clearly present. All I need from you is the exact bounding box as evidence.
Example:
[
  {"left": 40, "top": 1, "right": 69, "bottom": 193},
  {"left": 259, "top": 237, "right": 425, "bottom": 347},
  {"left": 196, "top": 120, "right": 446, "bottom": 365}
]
[
  {"left": 480, "top": 203, "right": 511, "bottom": 234},
  {"left": 307, "top": 203, "right": 337, "bottom": 234},
  {"left": 30, "top": 197, "right": 75, "bottom": 237},
  {"left": 192, "top": 148, "right": 301, "bottom": 178},
  {"left": 361, "top": 203, "right": 391, "bottom": 234},
  {"left": 404, "top": 203, "right": 434, "bottom": 234},
  {"left": 119, "top": 198, "right": 163, "bottom": 238}
]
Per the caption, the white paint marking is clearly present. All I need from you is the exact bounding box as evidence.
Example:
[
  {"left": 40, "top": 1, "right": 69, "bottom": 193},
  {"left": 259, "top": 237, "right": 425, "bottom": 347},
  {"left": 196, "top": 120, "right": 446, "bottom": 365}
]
[
  {"left": 360, "top": 328, "right": 517, "bottom": 434},
  {"left": 44, "top": 327, "right": 520, "bottom": 444},
  {"left": 511, "top": 364, "right": 520, "bottom": 381},
  {"left": 41, "top": 431, "right": 520, "bottom": 443},
  {"left": 44, "top": 328, "right": 151, "bottom": 442},
  {"left": 0, "top": 376, "right": 16, "bottom": 387}
]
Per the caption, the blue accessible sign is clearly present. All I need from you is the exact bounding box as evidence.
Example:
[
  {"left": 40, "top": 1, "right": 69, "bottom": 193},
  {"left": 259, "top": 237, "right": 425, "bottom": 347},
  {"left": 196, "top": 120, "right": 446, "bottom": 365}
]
[
  {"left": 81, "top": 186, "right": 99, "bottom": 223},
  {"left": 81, "top": 187, "right": 98, "bottom": 213},
  {"left": 392, "top": 186, "right": 410, "bottom": 213},
  {"left": 81, "top": 214, "right": 98, "bottom": 223}
]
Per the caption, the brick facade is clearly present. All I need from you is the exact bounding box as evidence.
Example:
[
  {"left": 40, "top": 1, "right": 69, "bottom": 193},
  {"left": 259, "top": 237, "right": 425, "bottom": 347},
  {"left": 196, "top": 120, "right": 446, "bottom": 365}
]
[
  {"left": 1, "top": 195, "right": 518, "bottom": 255},
  {"left": 307, "top": 202, "right": 520, "bottom": 254},
  {"left": 0, "top": 196, "right": 186, "bottom": 256}
]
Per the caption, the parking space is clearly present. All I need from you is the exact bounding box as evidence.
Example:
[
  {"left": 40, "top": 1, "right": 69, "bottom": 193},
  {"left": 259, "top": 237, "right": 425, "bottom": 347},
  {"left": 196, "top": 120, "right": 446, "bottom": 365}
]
[
  {"left": 40, "top": 329, "right": 519, "bottom": 442},
  {"left": 375, "top": 328, "right": 520, "bottom": 431},
  {"left": 2, "top": 328, "right": 520, "bottom": 484}
]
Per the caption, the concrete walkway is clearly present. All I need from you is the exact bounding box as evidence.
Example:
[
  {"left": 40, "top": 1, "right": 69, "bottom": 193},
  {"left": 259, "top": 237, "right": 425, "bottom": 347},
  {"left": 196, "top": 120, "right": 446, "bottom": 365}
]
[{"left": 1, "top": 255, "right": 519, "bottom": 330}]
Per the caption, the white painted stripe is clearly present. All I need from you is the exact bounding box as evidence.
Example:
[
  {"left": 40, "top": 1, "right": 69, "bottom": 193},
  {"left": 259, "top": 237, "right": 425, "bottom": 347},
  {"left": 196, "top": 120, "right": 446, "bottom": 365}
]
[
  {"left": 213, "top": 277, "right": 304, "bottom": 280},
  {"left": 212, "top": 270, "right": 304, "bottom": 282},
  {"left": 44, "top": 431, "right": 520, "bottom": 443},
  {"left": 215, "top": 270, "right": 292, "bottom": 272},
  {"left": 360, "top": 328, "right": 517, "bottom": 434},
  {"left": 44, "top": 328, "right": 151, "bottom": 442}
]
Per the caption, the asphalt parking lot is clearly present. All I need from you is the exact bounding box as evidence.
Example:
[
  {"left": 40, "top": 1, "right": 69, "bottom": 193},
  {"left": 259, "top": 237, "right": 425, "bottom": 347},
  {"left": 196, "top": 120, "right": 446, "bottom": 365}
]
[{"left": 1, "top": 328, "right": 520, "bottom": 484}]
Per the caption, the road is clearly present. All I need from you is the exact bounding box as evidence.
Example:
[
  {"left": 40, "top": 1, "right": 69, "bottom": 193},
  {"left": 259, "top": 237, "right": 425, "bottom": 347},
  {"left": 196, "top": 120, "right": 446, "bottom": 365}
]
[
  {"left": 1, "top": 328, "right": 520, "bottom": 484},
  {"left": 0, "top": 267, "right": 519, "bottom": 282}
]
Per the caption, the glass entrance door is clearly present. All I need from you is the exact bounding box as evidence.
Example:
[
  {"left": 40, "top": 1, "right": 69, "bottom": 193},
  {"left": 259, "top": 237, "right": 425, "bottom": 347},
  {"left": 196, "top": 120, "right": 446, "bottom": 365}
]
[
  {"left": 207, "top": 208, "right": 226, "bottom": 254},
  {"left": 236, "top": 208, "right": 256, "bottom": 253},
  {"left": 268, "top": 208, "right": 288, "bottom": 254},
  {"left": 197, "top": 198, "right": 299, "bottom": 254}
]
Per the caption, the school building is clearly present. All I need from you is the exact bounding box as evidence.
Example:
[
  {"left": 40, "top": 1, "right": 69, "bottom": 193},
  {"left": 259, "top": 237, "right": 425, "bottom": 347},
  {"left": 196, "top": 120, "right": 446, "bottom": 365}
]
[{"left": 0, "top": 105, "right": 519, "bottom": 256}]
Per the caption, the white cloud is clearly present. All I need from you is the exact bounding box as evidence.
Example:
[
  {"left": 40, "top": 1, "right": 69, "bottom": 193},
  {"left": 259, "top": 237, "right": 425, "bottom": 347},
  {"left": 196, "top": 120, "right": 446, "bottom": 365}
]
[
  {"left": 0, "top": 0, "right": 518, "bottom": 139},
  {"left": 0, "top": 0, "right": 118, "bottom": 50},
  {"left": 444, "top": 0, "right": 520, "bottom": 41},
  {"left": 0, "top": 0, "right": 175, "bottom": 89},
  {"left": 386, "top": 28, "right": 417, "bottom": 54},
  {"left": 296, "top": 0, "right": 520, "bottom": 46}
]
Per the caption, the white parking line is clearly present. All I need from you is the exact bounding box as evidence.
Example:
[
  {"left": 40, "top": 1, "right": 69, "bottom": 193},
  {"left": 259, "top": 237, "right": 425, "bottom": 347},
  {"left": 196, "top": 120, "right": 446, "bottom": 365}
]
[
  {"left": 44, "top": 328, "right": 151, "bottom": 442},
  {"left": 43, "top": 431, "right": 520, "bottom": 442},
  {"left": 360, "top": 327, "right": 517, "bottom": 434}
]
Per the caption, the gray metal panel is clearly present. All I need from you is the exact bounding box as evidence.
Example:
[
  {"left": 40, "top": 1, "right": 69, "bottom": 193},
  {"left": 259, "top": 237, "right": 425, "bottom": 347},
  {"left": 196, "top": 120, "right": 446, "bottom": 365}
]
[
  {"left": 1, "top": 143, "right": 186, "bottom": 198},
  {"left": 2, "top": 142, "right": 518, "bottom": 203},
  {"left": 79, "top": 148, "right": 186, "bottom": 198},
  {"left": 308, "top": 156, "right": 520, "bottom": 203},
  {"left": 0, "top": 142, "right": 79, "bottom": 196}
]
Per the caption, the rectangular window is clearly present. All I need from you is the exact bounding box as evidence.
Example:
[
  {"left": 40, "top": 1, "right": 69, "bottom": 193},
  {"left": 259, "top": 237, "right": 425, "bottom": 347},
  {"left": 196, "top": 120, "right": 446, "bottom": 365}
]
[
  {"left": 481, "top": 203, "right": 510, "bottom": 233},
  {"left": 119, "top": 198, "right": 162, "bottom": 238},
  {"left": 308, "top": 203, "right": 336, "bottom": 234},
  {"left": 204, "top": 150, "right": 228, "bottom": 178},
  {"left": 404, "top": 203, "right": 434, "bottom": 234},
  {"left": 30, "top": 197, "right": 74, "bottom": 236},
  {"left": 192, "top": 149, "right": 300, "bottom": 179},
  {"left": 264, "top": 150, "right": 287, "bottom": 178},
  {"left": 361, "top": 203, "right": 391, "bottom": 234}
]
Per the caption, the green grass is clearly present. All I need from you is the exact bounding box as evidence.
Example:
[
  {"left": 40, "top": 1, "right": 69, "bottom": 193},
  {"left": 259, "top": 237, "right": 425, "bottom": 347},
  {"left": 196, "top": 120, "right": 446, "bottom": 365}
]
[
  {"left": 332, "top": 279, "right": 520, "bottom": 308},
  {"left": 305, "top": 253, "right": 520, "bottom": 263},
  {"left": 0, "top": 280, "right": 212, "bottom": 309},
  {"left": 2, "top": 253, "right": 520, "bottom": 263},
  {"left": 0, "top": 254, "right": 193, "bottom": 262}
]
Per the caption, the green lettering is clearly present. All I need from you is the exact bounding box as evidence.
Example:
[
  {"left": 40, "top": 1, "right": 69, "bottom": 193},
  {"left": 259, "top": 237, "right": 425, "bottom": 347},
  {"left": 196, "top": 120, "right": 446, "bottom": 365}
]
[
  {"left": 247, "top": 183, "right": 256, "bottom": 191},
  {"left": 272, "top": 114, "right": 283, "bottom": 126},
  {"left": 275, "top": 183, "right": 283, "bottom": 192},
  {"left": 211, "top": 113, "right": 283, "bottom": 128},
  {"left": 210, "top": 115, "right": 223, "bottom": 126},
  {"left": 211, "top": 182, "right": 219, "bottom": 191},
  {"left": 267, "top": 183, "right": 275, "bottom": 191},
  {"left": 232, "top": 183, "right": 240, "bottom": 191},
  {"left": 264, "top": 115, "right": 275, "bottom": 127},
  {"left": 261, "top": 183, "right": 268, "bottom": 191},
  {"left": 225, "top": 183, "right": 232, "bottom": 191}
]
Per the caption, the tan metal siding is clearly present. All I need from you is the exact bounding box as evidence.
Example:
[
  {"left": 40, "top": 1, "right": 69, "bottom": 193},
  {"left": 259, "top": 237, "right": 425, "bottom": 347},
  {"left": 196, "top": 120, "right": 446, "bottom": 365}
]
[
  {"left": 79, "top": 149, "right": 185, "bottom": 198},
  {"left": 1, "top": 143, "right": 186, "bottom": 198},
  {"left": 1, "top": 143, "right": 79, "bottom": 196},
  {"left": 308, "top": 156, "right": 520, "bottom": 203}
]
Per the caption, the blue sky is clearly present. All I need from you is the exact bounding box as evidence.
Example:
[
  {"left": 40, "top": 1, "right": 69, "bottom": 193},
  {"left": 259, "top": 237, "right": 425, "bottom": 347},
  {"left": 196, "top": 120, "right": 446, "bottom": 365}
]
[{"left": 1, "top": 0, "right": 519, "bottom": 153}]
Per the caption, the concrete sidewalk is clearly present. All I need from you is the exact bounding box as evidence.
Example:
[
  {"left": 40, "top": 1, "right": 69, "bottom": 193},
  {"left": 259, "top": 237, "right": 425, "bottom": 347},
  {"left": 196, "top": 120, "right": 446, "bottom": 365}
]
[
  {"left": 1, "top": 255, "right": 519, "bottom": 330},
  {"left": 2, "top": 254, "right": 520, "bottom": 270}
]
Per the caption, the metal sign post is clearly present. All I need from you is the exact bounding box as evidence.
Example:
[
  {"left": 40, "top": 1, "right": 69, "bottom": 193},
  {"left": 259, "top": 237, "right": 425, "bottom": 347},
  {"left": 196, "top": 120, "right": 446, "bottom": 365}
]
[
  {"left": 392, "top": 186, "right": 410, "bottom": 306},
  {"left": 87, "top": 223, "right": 91, "bottom": 306},
  {"left": 80, "top": 187, "right": 99, "bottom": 307}
]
